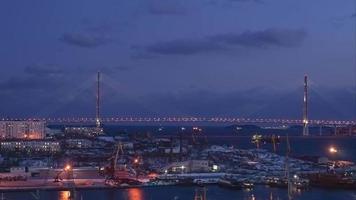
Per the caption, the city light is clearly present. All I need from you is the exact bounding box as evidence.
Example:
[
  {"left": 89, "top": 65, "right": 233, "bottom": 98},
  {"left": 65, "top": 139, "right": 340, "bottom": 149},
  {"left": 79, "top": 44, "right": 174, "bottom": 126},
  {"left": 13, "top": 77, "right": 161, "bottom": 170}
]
[
  {"left": 64, "top": 164, "right": 71, "bottom": 172},
  {"left": 329, "top": 146, "right": 338, "bottom": 154},
  {"left": 3, "top": 117, "right": 356, "bottom": 126}
]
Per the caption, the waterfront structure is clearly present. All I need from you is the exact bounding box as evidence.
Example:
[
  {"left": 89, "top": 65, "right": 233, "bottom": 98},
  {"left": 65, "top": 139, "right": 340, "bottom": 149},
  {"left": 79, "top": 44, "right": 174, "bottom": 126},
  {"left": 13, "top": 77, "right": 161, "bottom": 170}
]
[
  {"left": 65, "top": 138, "right": 93, "bottom": 149},
  {"left": 0, "top": 121, "right": 45, "bottom": 139},
  {"left": 0, "top": 139, "right": 60, "bottom": 153},
  {"left": 163, "top": 160, "right": 211, "bottom": 173},
  {"left": 64, "top": 127, "right": 103, "bottom": 137}
]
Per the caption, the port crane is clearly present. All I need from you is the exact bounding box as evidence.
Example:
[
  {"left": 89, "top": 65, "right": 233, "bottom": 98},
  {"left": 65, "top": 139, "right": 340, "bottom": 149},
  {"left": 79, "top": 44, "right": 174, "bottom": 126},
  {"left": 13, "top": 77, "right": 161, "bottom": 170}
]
[
  {"left": 103, "top": 142, "right": 141, "bottom": 186},
  {"left": 54, "top": 164, "right": 72, "bottom": 182},
  {"left": 104, "top": 141, "right": 124, "bottom": 180}
]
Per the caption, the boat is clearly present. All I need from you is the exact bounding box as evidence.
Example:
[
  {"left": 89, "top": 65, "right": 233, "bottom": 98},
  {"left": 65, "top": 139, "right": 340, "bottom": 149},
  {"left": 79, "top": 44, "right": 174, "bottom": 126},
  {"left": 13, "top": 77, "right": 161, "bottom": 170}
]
[
  {"left": 266, "top": 177, "right": 288, "bottom": 188},
  {"left": 293, "top": 177, "right": 309, "bottom": 190},
  {"left": 193, "top": 178, "right": 218, "bottom": 185},
  {"left": 241, "top": 181, "right": 254, "bottom": 189},
  {"left": 176, "top": 177, "right": 195, "bottom": 186},
  {"left": 306, "top": 172, "right": 356, "bottom": 189},
  {"left": 266, "top": 176, "right": 309, "bottom": 189},
  {"left": 218, "top": 176, "right": 243, "bottom": 189}
]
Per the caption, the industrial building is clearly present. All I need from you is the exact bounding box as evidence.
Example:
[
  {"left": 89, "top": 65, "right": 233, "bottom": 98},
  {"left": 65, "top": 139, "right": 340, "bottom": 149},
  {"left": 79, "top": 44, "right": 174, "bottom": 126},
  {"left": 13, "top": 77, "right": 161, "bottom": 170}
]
[
  {"left": 0, "top": 121, "right": 46, "bottom": 139},
  {"left": 0, "top": 140, "right": 60, "bottom": 153},
  {"left": 64, "top": 127, "right": 104, "bottom": 137},
  {"left": 163, "top": 160, "right": 211, "bottom": 173}
]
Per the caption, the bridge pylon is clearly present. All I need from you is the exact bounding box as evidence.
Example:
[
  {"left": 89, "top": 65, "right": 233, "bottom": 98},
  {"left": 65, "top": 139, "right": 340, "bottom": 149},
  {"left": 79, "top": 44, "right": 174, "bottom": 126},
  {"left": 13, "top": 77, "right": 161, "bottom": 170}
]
[
  {"left": 96, "top": 71, "right": 101, "bottom": 128},
  {"left": 303, "top": 75, "right": 309, "bottom": 136}
]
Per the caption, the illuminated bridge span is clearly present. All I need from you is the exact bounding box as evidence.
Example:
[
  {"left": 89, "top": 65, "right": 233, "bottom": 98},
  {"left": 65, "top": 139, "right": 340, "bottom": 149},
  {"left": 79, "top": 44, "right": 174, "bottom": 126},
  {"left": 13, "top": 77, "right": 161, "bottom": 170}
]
[
  {"left": 0, "top": 75, "right": 353, "bottom": 128},
  {"left": 0, "top": 117, "right": 355, "bottom": 126}
]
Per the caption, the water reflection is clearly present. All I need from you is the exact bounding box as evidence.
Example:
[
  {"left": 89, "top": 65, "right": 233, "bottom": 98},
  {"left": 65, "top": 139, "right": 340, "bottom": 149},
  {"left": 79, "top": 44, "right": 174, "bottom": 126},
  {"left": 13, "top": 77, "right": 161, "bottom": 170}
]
[
  {"left": 250, "top": 194, "right": 256, "bottom": 200},
  {"left": 245, "top": 191, "right": 283, "bottom": 200},
  {"left": 59, "top": 190, "right": 71, "bottom": 200},
  {"left": 127, "top": 188, "right": 143, "bottom": 200}
]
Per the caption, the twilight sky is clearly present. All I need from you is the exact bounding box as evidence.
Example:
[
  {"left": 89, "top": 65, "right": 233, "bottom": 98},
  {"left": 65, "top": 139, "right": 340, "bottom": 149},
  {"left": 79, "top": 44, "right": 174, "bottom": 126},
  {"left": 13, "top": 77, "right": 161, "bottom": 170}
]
[{"left": 0, "top": 0, "right": 355, "bottom": 119}]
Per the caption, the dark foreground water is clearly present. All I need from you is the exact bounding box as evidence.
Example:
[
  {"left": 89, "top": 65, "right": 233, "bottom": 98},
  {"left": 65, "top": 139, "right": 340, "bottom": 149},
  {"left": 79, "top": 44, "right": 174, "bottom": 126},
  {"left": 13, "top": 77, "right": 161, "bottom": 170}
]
[{"left": 2, "top": 186, "right": 356, "bottom": 200}]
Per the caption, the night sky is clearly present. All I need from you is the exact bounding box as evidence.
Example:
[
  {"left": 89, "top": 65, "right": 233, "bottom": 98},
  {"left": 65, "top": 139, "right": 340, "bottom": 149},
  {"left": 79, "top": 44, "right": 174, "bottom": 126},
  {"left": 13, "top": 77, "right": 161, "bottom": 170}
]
[{"left": 0, "top": 0, "right": 355, "bottom": 119}]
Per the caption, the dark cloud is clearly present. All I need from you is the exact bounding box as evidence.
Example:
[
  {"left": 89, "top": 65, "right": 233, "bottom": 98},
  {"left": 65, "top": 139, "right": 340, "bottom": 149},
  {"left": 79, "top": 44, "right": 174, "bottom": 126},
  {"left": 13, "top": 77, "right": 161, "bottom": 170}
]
[
  {"left": 24, "top": 64, "right": 64, "bottom": 76},
  {"left": 146, "top": 39, "right": 225, "bottom": 55},
  {"left": 0, "top": 64, "right": 67, "bottom": 92},
  {"left": 211, "top": 28, "right": 306, "bottom": 48},
  {"left": 139, "top": 28, "right": 306, "bottom": 56},
  {"left": 0, "top": 72, "right": 353, "bottom": 119},
  {"left": 80, "top": 18, "right": 123, "bottom": 34},
  {"left": 0, "top": 76, "right": 62, "bottom": 92},
  {"left": 59, "top": 33, "right": 111, "bottom": 48},
  {"left": 130, "top": 47, "right": 158, "bottom": 60},
  {"left": 138, "top": 87, "right": 353, "bottom": 119}
]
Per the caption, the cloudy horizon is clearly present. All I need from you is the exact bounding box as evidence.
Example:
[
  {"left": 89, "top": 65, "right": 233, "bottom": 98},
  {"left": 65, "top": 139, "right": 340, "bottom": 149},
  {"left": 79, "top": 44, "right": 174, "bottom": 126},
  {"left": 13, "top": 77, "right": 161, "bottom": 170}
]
[{"left": 1, "top": 0, "right": 356, "bottom": 119}]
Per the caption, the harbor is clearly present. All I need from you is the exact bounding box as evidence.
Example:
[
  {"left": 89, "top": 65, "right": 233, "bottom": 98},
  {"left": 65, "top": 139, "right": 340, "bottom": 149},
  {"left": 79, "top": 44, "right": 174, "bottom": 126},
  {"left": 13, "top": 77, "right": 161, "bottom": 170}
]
[{"left": 0, "top": 125, "right": 356, "bottom": 197}]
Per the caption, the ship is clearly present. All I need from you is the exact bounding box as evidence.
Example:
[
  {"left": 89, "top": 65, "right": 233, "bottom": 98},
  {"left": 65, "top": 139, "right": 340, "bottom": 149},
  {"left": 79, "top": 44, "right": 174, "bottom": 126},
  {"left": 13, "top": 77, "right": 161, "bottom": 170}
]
[
  {"left": 218, "top": 175, "right": 253, "bottom": 189},
  {"left": 218, "top": 177, "right": 243, "bottom": 189},
  {"left": 305, "top": 171, "right": 356, "bottom": 189},
  {"left": 266, "top": 177, "right": 288, "bottom": 188},
  {"left": 251, "top": 134, "right": 280, "bottom": 144},
  {"left": 266, "top": 176, "right": 309, "bottom": 190}
]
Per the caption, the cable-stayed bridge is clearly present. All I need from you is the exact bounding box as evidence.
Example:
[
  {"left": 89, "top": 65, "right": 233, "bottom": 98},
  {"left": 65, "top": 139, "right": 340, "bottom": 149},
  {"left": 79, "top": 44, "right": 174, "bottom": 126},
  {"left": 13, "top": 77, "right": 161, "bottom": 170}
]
[
  {"left": 0, "top": 117, "right": 355, "bottom": 126},
  {"left": 0, "top": 73, "right": 355, "bottom": 136}
]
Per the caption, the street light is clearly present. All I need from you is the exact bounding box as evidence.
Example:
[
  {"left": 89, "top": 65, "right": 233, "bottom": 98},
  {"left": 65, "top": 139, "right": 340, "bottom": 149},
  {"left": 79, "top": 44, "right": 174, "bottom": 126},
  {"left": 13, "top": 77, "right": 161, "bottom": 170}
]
[
  {"left": 329, "top": 146, "right": 338, "bottom": 154},
  {"left": 133, "top": 158, "right": 140, "bottom": 179},
  {"left": 328, "top": 146, "right": 339, "bottom": 172},
  {"left": 64, "top": 164, "right": 71, "bottom": 172}
]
